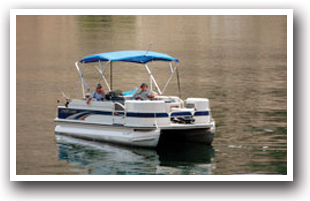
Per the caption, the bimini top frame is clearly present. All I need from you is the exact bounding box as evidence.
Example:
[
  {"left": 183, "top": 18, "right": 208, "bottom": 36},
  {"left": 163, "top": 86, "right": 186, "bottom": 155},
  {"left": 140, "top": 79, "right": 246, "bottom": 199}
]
[{"left": 75, "top": 50, "right": 180, "bottom": 98}]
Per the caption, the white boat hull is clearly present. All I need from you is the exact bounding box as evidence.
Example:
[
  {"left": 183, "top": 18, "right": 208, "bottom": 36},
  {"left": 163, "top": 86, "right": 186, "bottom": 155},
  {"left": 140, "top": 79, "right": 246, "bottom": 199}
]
[
  {"left": 54, "top": 98, "right": 215, "bottom": 148},
  {"left": 55, "top": 119, "right": 215, "bottom": 148},
  {"left": 55, "top": 122, "right": 161, "bottom": 148}
]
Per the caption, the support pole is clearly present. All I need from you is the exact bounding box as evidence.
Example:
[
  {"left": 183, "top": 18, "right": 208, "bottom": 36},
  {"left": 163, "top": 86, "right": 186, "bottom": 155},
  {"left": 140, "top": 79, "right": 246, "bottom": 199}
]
[
  {"left": 176, "top": 67, "right": 181, "bottom": 98},
  {"left": 75, "top": 61, "right": 90, "bottom": 98},
  {"left": 110, "top": 62, "right": 112, "bottom": 90},
  {"left": 162, "top": 65, "right": 177, "bottom": 94},
  {"left": 144, "top": 64, "right": 162, "bottom": 95},
  {"left": 97, "top": 60, "right": 103, "bottom": 84},
  {"left": 99, "top": 60, "right": 102, "bottom": 71},
  {"left": 95, "top": 65, "right": 111, "bottom": 92},
  {"left": 150, "top": 64, "right": 153, "bottom": 92}
]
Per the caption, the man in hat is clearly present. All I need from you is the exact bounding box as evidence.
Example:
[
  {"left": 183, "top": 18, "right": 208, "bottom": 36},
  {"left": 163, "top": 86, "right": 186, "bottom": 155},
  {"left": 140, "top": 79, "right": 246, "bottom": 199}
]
[
  {"left": 133, "top": 83, "right": 157, "bottom": 100},
  {"left": 86, "top": 83, "right": 106, "bottom": 104}
]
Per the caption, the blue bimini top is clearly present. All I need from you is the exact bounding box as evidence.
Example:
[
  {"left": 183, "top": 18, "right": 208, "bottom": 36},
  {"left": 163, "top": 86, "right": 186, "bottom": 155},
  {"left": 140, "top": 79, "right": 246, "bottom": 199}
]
[{"left": 79, "top": 50, "right": 179, "bottom": 64}]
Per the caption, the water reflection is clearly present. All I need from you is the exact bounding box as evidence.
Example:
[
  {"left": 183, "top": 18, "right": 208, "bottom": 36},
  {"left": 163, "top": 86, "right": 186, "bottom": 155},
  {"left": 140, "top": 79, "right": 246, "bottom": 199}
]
[{"left": 56, "top": 135, "right": 215, "bottom": 175}]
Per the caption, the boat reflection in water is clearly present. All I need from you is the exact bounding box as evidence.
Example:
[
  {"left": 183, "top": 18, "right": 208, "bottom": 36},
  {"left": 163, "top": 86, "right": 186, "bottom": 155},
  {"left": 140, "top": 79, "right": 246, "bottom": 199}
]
[{"left": 56, "top": 134, "right": 215, "bottom": 175}]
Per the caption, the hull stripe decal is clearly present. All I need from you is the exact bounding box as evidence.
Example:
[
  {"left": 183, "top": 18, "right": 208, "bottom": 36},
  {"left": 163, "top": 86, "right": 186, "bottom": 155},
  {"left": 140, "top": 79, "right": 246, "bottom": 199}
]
[
  {"left": 58, "top": 108, "right": 209, "bottom": 119},
  {"left": 126, "top": 112, "right": 169, "bottom": 118},
  {"left": 194, "top": 111, "right": 209, "bottom": 116},
  {"left": 58, "top": 108, "right": 113, "bottom": 119}
]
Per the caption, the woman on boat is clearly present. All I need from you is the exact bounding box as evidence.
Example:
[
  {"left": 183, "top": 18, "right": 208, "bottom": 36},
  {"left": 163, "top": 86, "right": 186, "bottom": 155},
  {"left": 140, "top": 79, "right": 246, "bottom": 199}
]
[
  {"left": 133, "top": 83, "right": 157, "bottom": 100},
  {"left": 86, "top": 83, "right": 106, "bottom": 104}
]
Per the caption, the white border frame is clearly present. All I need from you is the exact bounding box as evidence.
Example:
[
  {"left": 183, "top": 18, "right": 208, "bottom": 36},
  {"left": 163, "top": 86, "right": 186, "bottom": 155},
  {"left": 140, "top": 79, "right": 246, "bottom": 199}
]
[{"left": 10, "top": 9, "right": 293, "bottom": 181}]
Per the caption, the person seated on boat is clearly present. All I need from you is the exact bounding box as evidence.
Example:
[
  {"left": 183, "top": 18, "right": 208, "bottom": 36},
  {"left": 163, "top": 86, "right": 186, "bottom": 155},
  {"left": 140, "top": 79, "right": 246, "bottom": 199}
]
[
  {"left": 133, "top": 83, "right": 157, "bottom": 100},
  {"left": 86, "top": 83, "right": 106, "bottom": 104}
]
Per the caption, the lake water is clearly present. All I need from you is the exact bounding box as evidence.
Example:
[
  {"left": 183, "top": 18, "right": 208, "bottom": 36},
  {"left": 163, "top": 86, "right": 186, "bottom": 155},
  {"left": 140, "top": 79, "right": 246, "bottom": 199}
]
[{"left": 16, "top": 15, "right": 287, "bottom": 175}]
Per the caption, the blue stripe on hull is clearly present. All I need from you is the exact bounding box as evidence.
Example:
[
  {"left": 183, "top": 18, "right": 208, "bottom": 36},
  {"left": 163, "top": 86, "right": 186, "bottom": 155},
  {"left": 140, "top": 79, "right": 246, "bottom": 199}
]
[
  {"left": 58, "top": 107, "right": 209, "bottom": 120},
  {"left": 126, "top": 112, "right": 169, "bottom": 118},
  {"left": 194, "top": 111, "right": 209, "bottom": 116},
  {"left": 171, "top": 112, "right": 192, "bottom": 117}
]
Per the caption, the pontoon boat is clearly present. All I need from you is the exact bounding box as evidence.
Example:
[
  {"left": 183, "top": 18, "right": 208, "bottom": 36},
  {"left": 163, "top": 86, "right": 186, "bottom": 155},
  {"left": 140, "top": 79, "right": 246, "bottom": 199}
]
[{"left": 54, "top": 50, "right": 215, "bottom": 147}]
